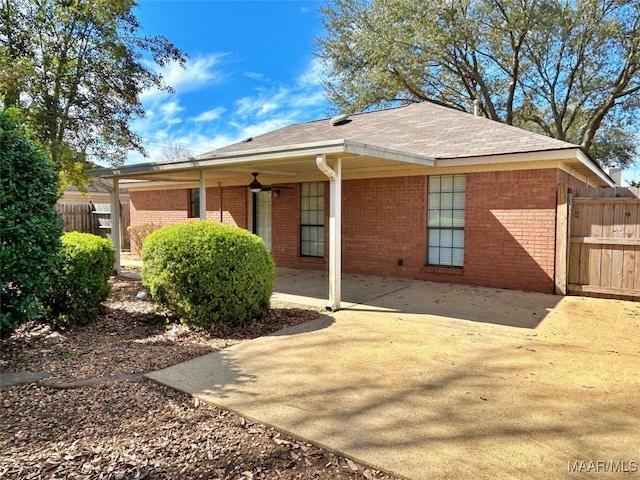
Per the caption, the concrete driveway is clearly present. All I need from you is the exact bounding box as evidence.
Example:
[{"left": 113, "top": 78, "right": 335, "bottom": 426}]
[{"left": 147, "top": 273, "right": 640, "bottom": 479}]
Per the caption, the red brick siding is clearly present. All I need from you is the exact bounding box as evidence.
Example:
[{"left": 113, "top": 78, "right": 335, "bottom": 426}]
[
  {"left": 463, "top": 169, "right": 558, "bottom": 292},
  {"left": 130, "top": 187, "right": 247, "bottom": 253},
  {"left": 130, "top": 168, "right": 575, "bottom": 292},
  {"left": 342, "top": 176, "right": 426, "bottom": 276},
  {"left": 271, "top": 183, "right": 329, "bottom": 270},
  {"left": 341, "top": 170, "right": 561, "bottom": 292}
]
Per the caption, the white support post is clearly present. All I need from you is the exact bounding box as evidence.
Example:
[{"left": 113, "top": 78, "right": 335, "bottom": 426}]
[
  {"left": 110, "top": 178, "right": 121, "bottom": 275},
  {"left": 316, "top": 154, "right": 342, "bottom": 311},
  {"left": 199, "top": 170, "right": 207, "bottom": 220}
]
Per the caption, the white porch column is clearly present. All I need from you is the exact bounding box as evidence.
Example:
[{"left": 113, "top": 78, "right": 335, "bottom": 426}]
[
  {"left": 110, "top": 177, "right": 121, "bottom": 274},
  {"left": 316, "top": 154, "right": 342, "bottom": 311},
  {"left": 199, "top": 170, "right": 207, "bottom": 220}
]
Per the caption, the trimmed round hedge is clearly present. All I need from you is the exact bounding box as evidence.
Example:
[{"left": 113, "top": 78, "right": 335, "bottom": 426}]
[
  {"left": 141, "top": 222, "right": 275, "bottom": 330},
  {"left": 46, "top": 232, "right": 115, "bottom": 327}
]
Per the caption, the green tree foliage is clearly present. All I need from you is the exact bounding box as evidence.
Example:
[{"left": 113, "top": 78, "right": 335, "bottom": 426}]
[
  {"left": 0, "top": 0, "right": 186, "bottom": 188},
  {"left": 317, "top": 0, "right": 640, "bottom": 167},
  {"left": 0, "top": 109, "right": 63, "bottom": 337},
  {"left": 45, "top": 232, "right": 115, "bottom": 327},
  {"left": 141, "top": 222, "right": 275, "bottom": 330}
]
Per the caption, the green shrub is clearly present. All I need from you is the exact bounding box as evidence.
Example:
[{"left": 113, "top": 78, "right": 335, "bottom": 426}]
[
  {"left": 128, "top": 222, "right": 160, "bottom": 254},
  {"left": 141, "top": 222, "right": 275, "bottom": 330},
  {"left": 0, "top": 109, "right": 63, "bottom": 337},
  {"left": 46, "top": 232, "right": 115, "bottom": 327}
]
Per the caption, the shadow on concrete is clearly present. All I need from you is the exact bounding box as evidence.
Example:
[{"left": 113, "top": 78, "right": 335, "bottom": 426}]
[
  {"left": 275, "top": 268, "right": 561, "bottom": 329},
  {"left": 152, "top": 316, "right": 640, "bottom": 479}
]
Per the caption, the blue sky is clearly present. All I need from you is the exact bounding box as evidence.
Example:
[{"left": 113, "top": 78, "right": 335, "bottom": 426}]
[
  {"left": 130, "top": 0, "right": 329, "bottom": 164},
  {"left": 131, "top": 0, "right": 639, "bottom": 184}
]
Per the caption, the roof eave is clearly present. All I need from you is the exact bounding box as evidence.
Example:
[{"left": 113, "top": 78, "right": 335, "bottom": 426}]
[{"left": 89, "top": 138, "right": 435, "bottom": 178}]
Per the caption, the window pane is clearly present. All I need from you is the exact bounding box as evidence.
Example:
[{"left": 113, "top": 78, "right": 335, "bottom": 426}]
[
  {"left": 317, "top": 182, "right": 325, "bottom": 195},
  {"left": 453, "top": 192, "right": 465, "bottom": 209},
  {"left": 452, "top": 248, "right": 464, "bottom": 266},
  {"left": 309, "top": 197, "right": 318, "bottom": 211},
  {"left": 440, "top": 210, "right": 453, "bottom": 227},
  {"left": 453, "top": 229, "right": 464, "bottom": 248},
  {"left": 441, "top": 192, "right": 453, "bottom": 209},
  {"left": 428, "top": 248, "right": 440, "bottom": 264},
  {"left": 429, "top": 176, "right": 440, "bottom": 191},
  {"left": 453, "top": 175, "right": 466, "bottom": 192},
  {"left": 440, "top": 175, "right": 454, "bottom": 192},
  {"left": 302, "top": 197, "right": 310, "bottom": 210},
  {"left": 428, "top": 229, "right": 440, "bottom": 247},
  {"left": 440, "top": 229, "right": 453, "bottom": 247},
  {"left": 301, "top": 242, "right": 310, "bottom": 256},
  {"left": 428, "top": 209, "right": 440, "bottom": 227},
  {"left": 301, "top": 227, "right": 309, "bottom": 241},
  {"left": 452, "top": 209, "right": 465, "bottom": 227},
  {"left": 302, "top": 183, "right": 310, "bottom": 196},
  {"left": 440, "top": 248, "right": 452, "bottom": 265},
  {"left": 309, "top": 182, "right": 317, "bottom": 196},
  {"left": 428, "top": 192, "right": 440, "bottom": 209},
  {"left": 302, "top": 211, "right": 310, "bottom": 224}
]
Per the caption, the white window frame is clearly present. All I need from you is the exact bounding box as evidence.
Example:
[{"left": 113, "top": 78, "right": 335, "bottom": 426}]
[
  {"left": 427, "top": 174, "right": 465, "bottom": 267},
  {"left": 300, "top": 182, "right": 325, "bottom": 258}
]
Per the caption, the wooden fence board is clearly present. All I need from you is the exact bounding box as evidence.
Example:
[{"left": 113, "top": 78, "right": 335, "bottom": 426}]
[
  {"left": 566, "top": 186, "right": 639, "bottom": 299},
  {"left": 55, "top": 202, "right": 130, "bottom": 250}
]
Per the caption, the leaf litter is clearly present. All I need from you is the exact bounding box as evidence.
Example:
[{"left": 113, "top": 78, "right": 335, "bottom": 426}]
[{"left": 1, "top": 277, "right": 397, "bottom": 480}]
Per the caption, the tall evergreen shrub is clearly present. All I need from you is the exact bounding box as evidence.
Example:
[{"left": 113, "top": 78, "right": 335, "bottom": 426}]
[{"left": 0, "top": 110, "right": 62, "bottom": 337}]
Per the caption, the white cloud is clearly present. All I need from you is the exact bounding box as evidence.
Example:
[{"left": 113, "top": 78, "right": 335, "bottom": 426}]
[
  {"left": 191, "top": 107, "right": 226, "bottom": 123},
  {"left": 140, "top": 54, "right": 226, "bottom": 102},
  {"left": 127, "top": 57, "right": 329, "bottom": 165}
]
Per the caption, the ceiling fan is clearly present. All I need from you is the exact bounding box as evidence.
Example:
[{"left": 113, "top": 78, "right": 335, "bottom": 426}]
[{"left": 248, "top": 172, "right": 293, "bottom": 193}]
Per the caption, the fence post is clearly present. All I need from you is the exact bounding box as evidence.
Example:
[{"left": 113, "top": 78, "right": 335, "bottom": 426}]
[{"left": 555, "top": 184, "right": 568, "bottom": 295}]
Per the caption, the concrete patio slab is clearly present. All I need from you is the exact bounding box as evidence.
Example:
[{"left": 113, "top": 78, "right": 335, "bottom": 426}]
[{"left": 147, "top": 278, "right": 640, "bottom": 479}]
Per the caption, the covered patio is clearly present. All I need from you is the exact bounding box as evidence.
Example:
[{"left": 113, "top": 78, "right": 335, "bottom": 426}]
[{"left": 94, "top": 138, "right": 436, "bottom": 311}]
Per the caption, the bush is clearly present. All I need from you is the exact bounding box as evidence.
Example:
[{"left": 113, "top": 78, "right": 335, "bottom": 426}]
[
  {"left": 128, "top": 223, "right": 160, "bottom": 254},
  {"left": 141, "top": 222, "right": 275, "bottom": 330},
  {"left": 45, "top": 232, "right": 115, "bottom": 327},
  {"left": 0, "top": 109, "right": 63, "bottom": 337}
]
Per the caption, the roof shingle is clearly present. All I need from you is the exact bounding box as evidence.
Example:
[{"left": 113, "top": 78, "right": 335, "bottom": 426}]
[{"left": 213, "top": 101, "right": 576, "bottom": 159}]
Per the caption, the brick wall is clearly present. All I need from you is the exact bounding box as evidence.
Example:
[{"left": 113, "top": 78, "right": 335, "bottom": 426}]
[
  {"left": 129, "top": 187, "right": 247, "bottom": 253},
  {"left": 129, "top": 167, "right": 587, "bottom": 293},
  {"left": 340, "top": 169, "right": 564, "bottom": 293},
  {"left": 342, "top": 176, "right": 426, "bottom": 276},
  {"left": 463, "top": 169, "right": 558, "bottom": 292}
]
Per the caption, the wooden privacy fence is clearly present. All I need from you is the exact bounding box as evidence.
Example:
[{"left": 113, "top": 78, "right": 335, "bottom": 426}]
[
  {"left": 556, "top": 185, "right": 640, "bottom": 299},
  {"left": 55, "top": 202, "right": 130, "bottom": 250}
]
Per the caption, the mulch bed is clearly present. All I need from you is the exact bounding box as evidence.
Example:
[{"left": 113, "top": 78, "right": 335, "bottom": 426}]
[{"left": 0, "top": 277, "right": 398, "bottom": 480}]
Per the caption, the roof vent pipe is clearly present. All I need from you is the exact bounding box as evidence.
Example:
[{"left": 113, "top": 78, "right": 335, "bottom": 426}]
[{"left": 473, "top": 99, "right": 480, "bottom": 117}]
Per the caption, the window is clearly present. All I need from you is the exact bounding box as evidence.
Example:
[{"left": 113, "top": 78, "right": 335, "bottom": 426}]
[
  {"left": 189, "top": 188, "right": 200, "bottom": 218},
  {"left": 427, "top": 174, "right": 465, "bottom": 267},
  {"left": 300, "top": 182, "right": 324, "bottom": 257}
]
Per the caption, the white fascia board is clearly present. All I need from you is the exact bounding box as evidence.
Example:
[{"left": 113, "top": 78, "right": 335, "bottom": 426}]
[
  {"left": 90, "top": 140, "right": 350, "bottom": 178},
  {"left": 436, "top": 148, "right": 580, "bottom": 166},
  {"left": 343, "top": 140, "right": 436, "bottom": 166},
  {"left": 576, "top": 150, "right": 615, "bottom": 187}
]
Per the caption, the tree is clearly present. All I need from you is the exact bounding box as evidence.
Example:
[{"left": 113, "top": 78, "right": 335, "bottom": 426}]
[
  {"left": 0, "top": 0, "right": 186, "bottom": 188},
  {"left": 317, "top": 0, "right": 640, "bottom": 167},
  {"left": 0, "top": 109, "right": 63, "bottom": 337},
  {"left": 157, "top": 143, "right": 193, "bottom": 161}
]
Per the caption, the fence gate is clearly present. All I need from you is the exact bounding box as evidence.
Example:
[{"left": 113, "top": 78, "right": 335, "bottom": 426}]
[{"left": 558, "top": 186, "right": 640, "bottom": 299}]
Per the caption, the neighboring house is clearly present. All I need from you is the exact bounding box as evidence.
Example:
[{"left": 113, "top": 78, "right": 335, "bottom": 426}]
[
  {"left": 94, "top": 102, "right": 613, "bottom": 309},
  {"left": 59, "top": 179, "right": 129, "bottom": 205}
]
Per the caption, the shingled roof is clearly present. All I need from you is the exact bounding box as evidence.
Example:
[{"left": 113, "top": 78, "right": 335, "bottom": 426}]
[{"left": 213, "top": 101, "right": 576, "bottom": 159}]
